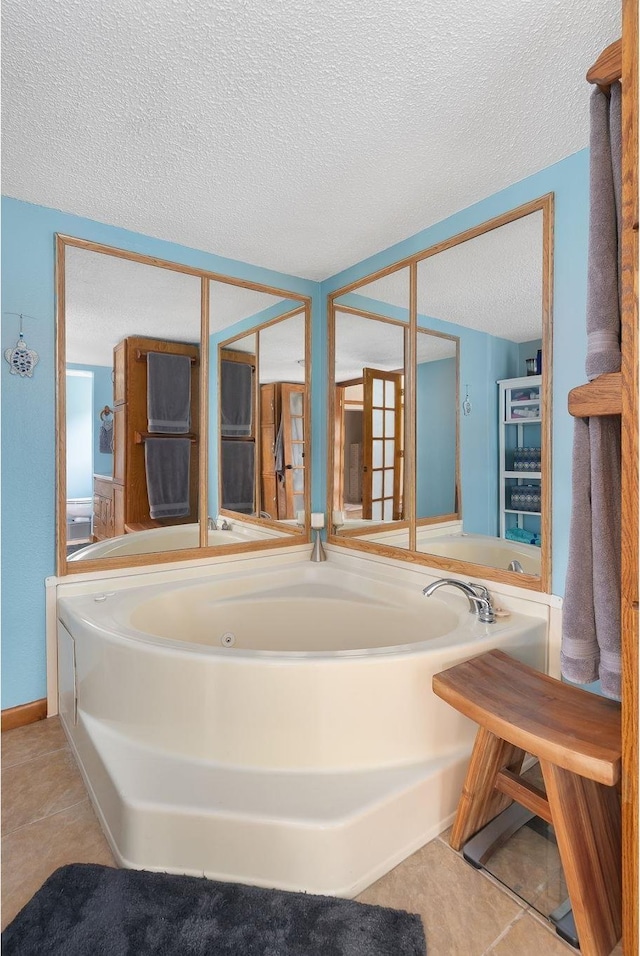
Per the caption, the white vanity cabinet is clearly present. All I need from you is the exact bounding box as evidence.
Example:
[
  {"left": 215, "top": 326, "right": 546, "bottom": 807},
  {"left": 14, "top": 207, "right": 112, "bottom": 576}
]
[{"left": 498, "top": 376, "right": 542, "bottom": 541}]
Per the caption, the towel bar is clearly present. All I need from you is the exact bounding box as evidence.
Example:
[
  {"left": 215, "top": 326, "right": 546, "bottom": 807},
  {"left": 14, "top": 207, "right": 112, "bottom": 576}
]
[
  {"left": 135, "top": 348, "right": 198, "bottom": 365},
  {"left": 135, "top": 432, "right": 198, "bottom": 444}
]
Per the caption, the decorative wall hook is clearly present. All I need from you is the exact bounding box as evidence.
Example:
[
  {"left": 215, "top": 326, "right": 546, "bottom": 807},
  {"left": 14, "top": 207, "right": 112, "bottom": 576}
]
[
  {"left": 462, "top": 384, "right": 472, "bottom": 416},
  {"left": 3, "top": 313, "right": 40, "bottom": 378}
]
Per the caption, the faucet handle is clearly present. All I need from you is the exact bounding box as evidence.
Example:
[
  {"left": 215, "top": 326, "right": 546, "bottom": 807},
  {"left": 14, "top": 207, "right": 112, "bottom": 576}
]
[{"left": 468, "top": 582, "right": 491, "bottom": 601}]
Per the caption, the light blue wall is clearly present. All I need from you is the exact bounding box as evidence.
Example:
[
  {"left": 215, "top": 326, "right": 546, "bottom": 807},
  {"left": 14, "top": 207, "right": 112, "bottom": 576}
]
[
  {"left": 65, "top": 371, "right": 93, "bottom": 499},
  {"left": 68, "top": 363, "right": 114, "bottom": 479},
  {"left": 416, "top": 358, "right": 457, "bottom": 518},
  {"left": 1, "top": 197, "right": 317, "bottom": 709},
  {"left": 322, "top": 149, "right": 590, "bottom": 597},
  {"left": 92, "top": 365, "right": 115, "bottom": 477}
]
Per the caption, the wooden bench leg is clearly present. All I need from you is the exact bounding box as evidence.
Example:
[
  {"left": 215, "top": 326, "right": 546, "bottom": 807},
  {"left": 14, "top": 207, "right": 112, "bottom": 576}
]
[
  {"left": 450, "top": 727, "right": 525, "bottom": 851},
  {"left": 541, "top": 759, "right": 622, "bottom": 956}
]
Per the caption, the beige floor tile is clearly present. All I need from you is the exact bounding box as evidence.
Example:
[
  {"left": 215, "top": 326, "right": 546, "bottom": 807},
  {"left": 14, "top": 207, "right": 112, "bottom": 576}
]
[
  {"left": 1, "top": 747, "right": 87, "bottom": 835},
  {"left": 488, "top": 910, "right": 581, "bottom": 955},
  {"left": 1, "top": 716, "right": 68, "bottom": 769},
  {"left": 1, "top": 799, "right": 116, "bottom": 930},
  {"left": 357, "top": 838, "right": 523, "bottom": 956}
]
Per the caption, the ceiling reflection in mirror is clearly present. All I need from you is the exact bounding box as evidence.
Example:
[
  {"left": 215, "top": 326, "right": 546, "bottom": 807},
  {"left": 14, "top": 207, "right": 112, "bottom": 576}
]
[
  {"left": 59, "top": 238, "right": 310, "bottom": 573},
  {"left": 328, "top": 198, "right": 551, "bottom": 588},
  {"left": 216, "top": 302, "right": 308, "bottom": 529}
]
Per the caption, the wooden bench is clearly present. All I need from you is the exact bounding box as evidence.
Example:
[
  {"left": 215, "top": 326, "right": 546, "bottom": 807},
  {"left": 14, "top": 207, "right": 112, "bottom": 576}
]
[{"left": 432, "top": 649, "right": 622, "bottom": 956}]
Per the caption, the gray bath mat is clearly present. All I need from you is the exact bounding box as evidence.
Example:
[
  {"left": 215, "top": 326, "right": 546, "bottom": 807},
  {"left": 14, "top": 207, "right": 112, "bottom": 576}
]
[{"left": 1, "top": 863, "right": 426, "bottom": 955}]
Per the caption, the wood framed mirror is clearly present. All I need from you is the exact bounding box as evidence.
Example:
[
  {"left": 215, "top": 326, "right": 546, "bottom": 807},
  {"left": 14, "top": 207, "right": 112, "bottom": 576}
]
[
  {"left": 327, "top": 194, "right": 553, "bottom": 592},
  {"left": 56, "top": 235, "right": 311, "bottom": 575}
]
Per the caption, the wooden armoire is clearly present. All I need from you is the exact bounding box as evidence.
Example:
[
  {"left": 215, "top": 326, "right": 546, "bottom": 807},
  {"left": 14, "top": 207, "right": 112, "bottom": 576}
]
[
  {"left": 259, "top": 382, "right": 305, "bottom": 520},
  {"left": 111, "top": 335, "right": 200, "bottom": 534}
]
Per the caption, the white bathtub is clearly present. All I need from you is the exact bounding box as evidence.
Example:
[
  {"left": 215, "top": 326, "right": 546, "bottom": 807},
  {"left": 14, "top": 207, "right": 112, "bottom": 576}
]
[
  {"left": 417, "top": 532, "right": 541, "bottom": 575},
  {"left": 57, "top": 554, "right": 547, "bottom": 896},
  {"left": 68, "top": 521, "right": 287, "bottom": 561}
]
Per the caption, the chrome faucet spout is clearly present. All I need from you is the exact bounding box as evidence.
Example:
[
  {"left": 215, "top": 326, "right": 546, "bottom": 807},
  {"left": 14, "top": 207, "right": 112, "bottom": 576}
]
[{"left": 422, "top": 578, "right": 495, "bottom": 623}]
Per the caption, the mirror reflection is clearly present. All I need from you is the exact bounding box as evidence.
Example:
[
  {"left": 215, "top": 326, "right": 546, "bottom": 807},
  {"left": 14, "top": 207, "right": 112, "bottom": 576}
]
[
  {"left": 64, "top": 247, "right": 202, "bottom": 562},
  {"left": 415, "top": 210, "right": 543, "bottom": 575},
  {"left": 329, "top": 200, "right": 550, "bottom": 584},
  {"left": 332, "top": 307, "right": 409, "bottom": 551},
  {"left": 416, "top": 330, "right": 459, "bottom": 522},
  {"left": 61, "top": 241, "right": 309, "bottom": 570},
  {"left": 218, "top": 309, "right": 308, "bottom": 526}
]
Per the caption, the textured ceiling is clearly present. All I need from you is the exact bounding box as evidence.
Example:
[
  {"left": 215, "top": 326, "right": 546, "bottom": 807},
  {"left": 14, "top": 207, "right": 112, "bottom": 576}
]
[{"left": 2, "top": 0, "right": 619, "bottom": 281}]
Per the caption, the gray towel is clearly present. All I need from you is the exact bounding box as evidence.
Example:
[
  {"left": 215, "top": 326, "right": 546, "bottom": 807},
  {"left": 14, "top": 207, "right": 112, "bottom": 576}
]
[
  {"left": 221, "top": 440, "right": 255, "bottom": 514},
  {"left": 221, "top": 361, "right": 253, "bottom": 437},
  {"left": 144, "top": 438, "right": 191, "bottom": 519},
  {"left": 99, "top": 418, "right": 113, "bottom": 454},
  {"left": 147, "top": 352, "right": 191, "bottom": 434},
  {"left": 561, "top": 83, "right": 622, "bottom": 700},
  {"left": 274, "top": 417, "right": 285, "bottom": 479}
]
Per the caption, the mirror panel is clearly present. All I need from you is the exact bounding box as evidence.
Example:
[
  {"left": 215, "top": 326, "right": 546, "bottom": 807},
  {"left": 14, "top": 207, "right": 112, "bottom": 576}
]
[
  {"left": 64, "top": 246, "right": 202, "bottom": 563},
  {"left": 217, "top": 308, "right": 308, "bottom": 531},
  {"left": 328, "top": 196, "right": 552, "bottom": 590},
  {"left": 416, "top": 210, "right": 544, "bottom": 576},
  {"left": 58, "top": 237, "right": 310, "bottom": 575},
  {"left": 332, "top": 306, "right": 409, "bottom": 551}
]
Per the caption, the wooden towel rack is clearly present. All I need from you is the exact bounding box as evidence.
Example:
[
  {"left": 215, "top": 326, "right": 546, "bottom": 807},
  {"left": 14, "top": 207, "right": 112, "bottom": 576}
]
[{"left": 568, "top": 37, "right": 623, "bottom": 420}]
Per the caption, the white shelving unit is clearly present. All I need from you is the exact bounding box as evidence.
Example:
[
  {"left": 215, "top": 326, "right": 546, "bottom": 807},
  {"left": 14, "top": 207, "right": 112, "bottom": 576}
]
[{"left": 498, "top": 375, "right": 542, "bottom": 541}]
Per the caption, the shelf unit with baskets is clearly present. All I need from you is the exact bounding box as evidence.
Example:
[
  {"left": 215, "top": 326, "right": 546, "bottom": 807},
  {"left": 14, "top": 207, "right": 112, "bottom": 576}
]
[{"left": 498, "top": 375, "right": 542, "bottom": 543}]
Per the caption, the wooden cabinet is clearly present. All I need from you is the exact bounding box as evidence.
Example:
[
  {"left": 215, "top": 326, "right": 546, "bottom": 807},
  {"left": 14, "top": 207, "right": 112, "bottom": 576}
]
[
  {"left": 260, "top": 384, "right": 278, "bottom": 519},
  {"left": 112, "top": 335, "right": 200, "bottom": 534},
  {"left": 93, "top": 475, "right": 114, "bottom": 541},
  {"left": 259, "top": 382, "right": 305, "bottom": 520}
]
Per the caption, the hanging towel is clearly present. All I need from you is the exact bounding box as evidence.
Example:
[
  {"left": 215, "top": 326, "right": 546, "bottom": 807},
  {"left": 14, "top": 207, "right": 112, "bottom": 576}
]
[
  {"left": 144, "top": 438, "right": 191, "bottom": 519},
  {"left": 220, "top": 361, "right": 253, "bottom": 437},
  {"left": 561, "top": 83, "right": 622, "bottom": 700},
  {"left": 274, "top": 417, "right": 285, "bottom": 479},
  {"left": 221, "top": 440, "right": 255, "bottom": 514},
  {"left": 147, "top": 352, "right": 191, "bottom": 433},
  {"left": 99, "top": 418, "right": 113, "bottom": 454}
]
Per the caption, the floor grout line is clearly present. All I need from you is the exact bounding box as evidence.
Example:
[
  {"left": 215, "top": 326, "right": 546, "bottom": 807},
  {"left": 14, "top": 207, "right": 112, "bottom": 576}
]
[
  {"left": 480, "top": 908, "right": 528, "bottom": 955},
  {"left": 1, "top": 797, "right": 90, "bottom": 839},
  {"left": 1, "top": 745, "right": 70, "bottom": 771}
]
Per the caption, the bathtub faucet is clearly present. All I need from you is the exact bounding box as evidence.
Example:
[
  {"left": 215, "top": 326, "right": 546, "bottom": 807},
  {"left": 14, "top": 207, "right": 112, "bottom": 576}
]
[
  {"left": 208, "top": 516, "right": 232, "bottom": 531},
  {"left": 422, "top": 579, "right": 495, "bottom": 624}
]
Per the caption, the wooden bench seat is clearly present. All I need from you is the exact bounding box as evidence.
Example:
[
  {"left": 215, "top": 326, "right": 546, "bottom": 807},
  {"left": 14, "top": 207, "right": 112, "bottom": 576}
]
[{"left": 433, "top": 649, "right": 622, "bottom": 956}]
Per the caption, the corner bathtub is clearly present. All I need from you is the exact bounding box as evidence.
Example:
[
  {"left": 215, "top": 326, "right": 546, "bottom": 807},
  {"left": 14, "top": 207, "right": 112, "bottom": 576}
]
[
  {"left": 68, "top": 520, "right": 286, "bottom": 560},
  {"left": 57, "top": 557, "right": 547, "bottom": 896}
]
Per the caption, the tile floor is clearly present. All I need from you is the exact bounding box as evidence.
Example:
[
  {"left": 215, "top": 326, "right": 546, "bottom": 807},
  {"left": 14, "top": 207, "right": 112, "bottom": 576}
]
[{"left": 1, "top": 717, "right": 623, "bottom": 955}]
